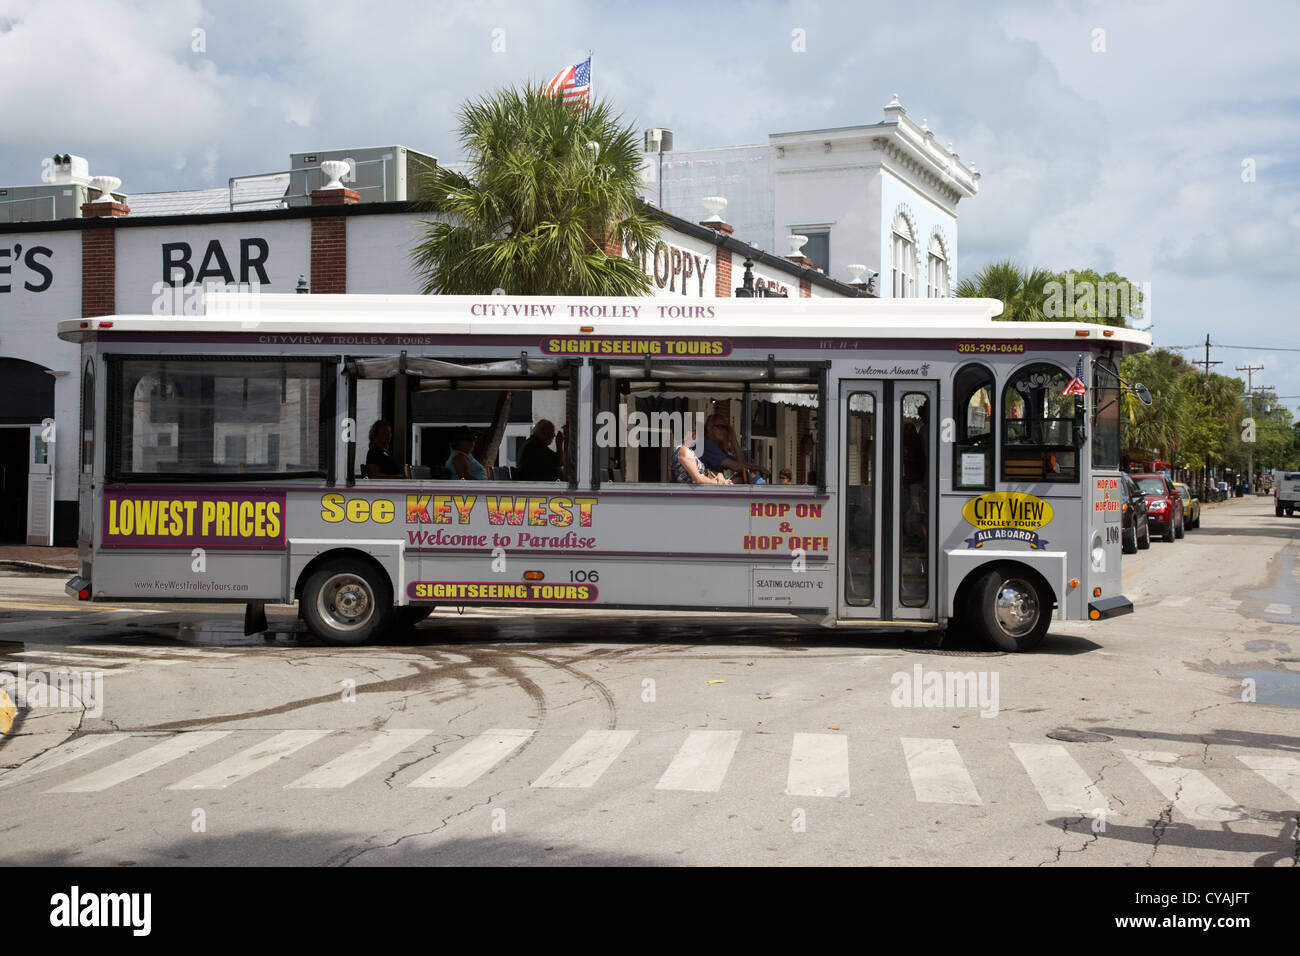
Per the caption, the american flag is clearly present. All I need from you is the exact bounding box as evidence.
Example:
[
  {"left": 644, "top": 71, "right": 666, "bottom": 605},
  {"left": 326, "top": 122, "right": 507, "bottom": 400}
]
[
  {"left": 545, "top": 56, "right": 591, "bottom": 106},
  {"left": 1062, "top": 355, "right": 1087, "bottom": 396}
]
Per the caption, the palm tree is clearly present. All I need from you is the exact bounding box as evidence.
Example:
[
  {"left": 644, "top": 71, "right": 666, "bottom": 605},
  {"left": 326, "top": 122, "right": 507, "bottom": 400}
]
[
  {"left": 412, "top": 85, "right": 660, "bottom": 295},
  {"left": 954, "top": 260, "right": 1057, "bottom": 322}
]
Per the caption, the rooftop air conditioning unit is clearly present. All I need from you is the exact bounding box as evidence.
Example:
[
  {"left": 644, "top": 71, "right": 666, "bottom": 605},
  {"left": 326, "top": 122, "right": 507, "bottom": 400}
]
[{"left": 643, "top": 128, "right": 673, "bottom": 153}]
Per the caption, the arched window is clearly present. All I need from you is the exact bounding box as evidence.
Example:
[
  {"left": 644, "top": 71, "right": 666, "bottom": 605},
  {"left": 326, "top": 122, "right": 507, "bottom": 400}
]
[
  {"left": 1001, "top": 362, "right": 1084, "bottom": 482},
  {"left": 891, "top": 214, "right": 916, "bottom": 298},
  {"left": 927, "top": 233, "right": 948, "bottom": 298},
  {"left": 953, "top": 363, "right": 994, "bottom": 489}
]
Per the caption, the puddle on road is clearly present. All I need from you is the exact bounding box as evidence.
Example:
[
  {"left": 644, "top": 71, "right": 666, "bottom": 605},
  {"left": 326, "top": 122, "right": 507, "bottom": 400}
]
[{"left": 1237, "top": 669, "right": 1300, "bottom": 708}]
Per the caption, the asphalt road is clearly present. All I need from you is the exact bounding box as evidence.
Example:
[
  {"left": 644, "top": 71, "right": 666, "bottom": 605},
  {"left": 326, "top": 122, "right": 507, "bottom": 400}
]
[{"left": 1, "top": 495, "right": 1297, "bottom": 866}]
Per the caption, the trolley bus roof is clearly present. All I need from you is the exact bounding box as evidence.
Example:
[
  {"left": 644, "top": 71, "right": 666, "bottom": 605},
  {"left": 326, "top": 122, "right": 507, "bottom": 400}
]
[{"left": 59, "top": 293, "right": 1153, "bottom": 352}]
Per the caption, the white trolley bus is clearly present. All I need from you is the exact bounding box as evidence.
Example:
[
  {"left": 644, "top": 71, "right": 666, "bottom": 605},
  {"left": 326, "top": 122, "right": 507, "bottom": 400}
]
[{"left": 61, "top": 293, "right": 1150, "bottom": 651}]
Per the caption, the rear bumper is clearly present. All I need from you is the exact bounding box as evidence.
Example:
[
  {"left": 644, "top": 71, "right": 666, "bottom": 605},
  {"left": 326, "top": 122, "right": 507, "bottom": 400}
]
[{"left": 1088, "top": 595, "right": 1134, "bottom": 620}]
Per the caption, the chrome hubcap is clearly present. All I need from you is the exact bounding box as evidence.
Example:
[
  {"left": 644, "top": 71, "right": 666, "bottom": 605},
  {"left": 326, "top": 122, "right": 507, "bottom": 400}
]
[
  {"left": 318, "top": 573, "right": 373, "bottom": 632},
  {"left": 994, "top": 578, "right": 1039, "bottom": 637}
]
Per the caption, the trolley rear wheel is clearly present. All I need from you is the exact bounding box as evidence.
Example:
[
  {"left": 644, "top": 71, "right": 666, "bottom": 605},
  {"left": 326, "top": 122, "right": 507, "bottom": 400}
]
[{"left": 301, "top": 559, "right": 393, "bottom": 645}]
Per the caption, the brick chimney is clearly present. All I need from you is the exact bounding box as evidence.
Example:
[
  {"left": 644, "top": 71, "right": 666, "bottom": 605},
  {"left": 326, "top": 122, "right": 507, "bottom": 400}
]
[{"left": 309, "top": 161, "right": 357, "bottom": 294}]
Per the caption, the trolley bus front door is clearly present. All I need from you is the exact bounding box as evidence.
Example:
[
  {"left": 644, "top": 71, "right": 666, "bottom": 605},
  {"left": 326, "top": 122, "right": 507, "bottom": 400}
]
[{"left": 838, "top": 380, "right": 937, "bottom": 622}]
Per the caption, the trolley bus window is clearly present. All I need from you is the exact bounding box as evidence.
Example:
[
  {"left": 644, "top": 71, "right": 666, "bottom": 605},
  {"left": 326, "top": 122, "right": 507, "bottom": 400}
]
[
  {"left": 899, "top": 391, "right": 930, "bottom": 606},
  {"left": 593, "top": 361, "right": 825, "bottom": 487},
  {"left": 109, "top": 358, "right": 327, "bottom": 480},
  {"left": 345, "top": 355, "right": 576, "bottom": 483},
  {"left": 1091, "top": 357, "right": 1121, "bottom": 470},
  {"left": 844, "top": 392, "right": 875, "bottom": 605},
  {"left": 952, "top": 363, "right": 994, "bottom": 490},
  {"left": 1001, "top": 362, "right": 1083, "bottom": 482},
  {"left": 81, "top": 359, "right": 94, "bottom": 474}
]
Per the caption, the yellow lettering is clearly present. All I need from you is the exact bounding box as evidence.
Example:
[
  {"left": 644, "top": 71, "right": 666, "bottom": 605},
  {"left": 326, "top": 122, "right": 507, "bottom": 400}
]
[{"left": 321, "top": 493, "right": 345, "bottom": 523}]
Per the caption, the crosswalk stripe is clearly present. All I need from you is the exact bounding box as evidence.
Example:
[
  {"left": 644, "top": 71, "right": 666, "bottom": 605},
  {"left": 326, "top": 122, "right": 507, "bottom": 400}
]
[
  {"left": 1123, "top": 750, "right": 1244, "bottom": 821},
  {"left": 409, "top": 729, "right": 534, "bottom": 788},
  {"left": 1237, "top": 755, "right": 1300, "bottom": 802},
  {"left": 901, "top": 737, "right": 982, "bottom": 805},
  {"left": 532, "top": 730, "right": 636, "bottom": 789},
  {"left": 47, "top": 732, "right": 230, "bottom": 793},
  {"left": 786, "top": 733, "right": 849, "bottom": 798},
  {"left": 167, "top": 731, "right": 332, "bottom": 790},
  {"left": 1010, "top": 742, "right": 1112, "bottom": 815},
  {"left": 656, "top": 731, "right": 741, "bottom": 792},
  {"left": 285, "top": 730, "right": 432, "bottom": 789},
  {"left": 0, "top": 733, "right": 130, "bottom": 789},
  {"left": 1157, "top": 596, "right": 1192, "bottom": 607}
]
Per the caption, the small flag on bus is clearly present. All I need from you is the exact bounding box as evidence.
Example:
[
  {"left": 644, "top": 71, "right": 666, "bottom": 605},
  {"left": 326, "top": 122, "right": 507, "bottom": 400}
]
[{"left": 1062, "top": 355, "right": 1086, "bottom": 396}]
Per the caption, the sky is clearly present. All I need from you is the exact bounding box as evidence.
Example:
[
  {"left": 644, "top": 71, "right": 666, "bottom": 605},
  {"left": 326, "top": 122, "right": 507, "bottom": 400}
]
[{"left": 2, "top": 0, "right": 1297, "bottom": 409}]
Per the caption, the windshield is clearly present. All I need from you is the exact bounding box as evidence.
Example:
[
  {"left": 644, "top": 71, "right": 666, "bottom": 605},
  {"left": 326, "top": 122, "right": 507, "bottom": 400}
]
[
  {"left": 1137, "top": 477, "right": 1167, "bottom": 495},
  {"left": 1175, "top": 486, "right": 1189, "bottom": 500}
]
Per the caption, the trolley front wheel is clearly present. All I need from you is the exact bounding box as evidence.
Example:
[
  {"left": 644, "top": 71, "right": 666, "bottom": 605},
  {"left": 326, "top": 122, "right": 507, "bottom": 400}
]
[{"left": 970, "top": 567, "right": 1050, "bottom": 653}]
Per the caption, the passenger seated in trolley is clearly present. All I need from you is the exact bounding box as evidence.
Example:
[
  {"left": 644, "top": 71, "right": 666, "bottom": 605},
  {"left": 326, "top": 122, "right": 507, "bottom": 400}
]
[
  {"left": 702, "top": 414, "right": 767, "bottom": 483},
  {"left": 365, "top": 420, "right": 406, "bottom": 479},
  {"left": 446, "top": 426, "right": 489, "bottom": 480},
  {"left": 517, "top": 419, "right": 567, "bottom": 481},
  {"left": 673, "top": 418, "right": 732, "bottom": 485}
]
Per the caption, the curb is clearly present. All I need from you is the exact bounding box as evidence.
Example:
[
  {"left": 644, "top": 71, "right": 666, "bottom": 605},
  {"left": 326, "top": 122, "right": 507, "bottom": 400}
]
[
  {"left": 0, "top": 560, "right": 76, "bottom": 576},
  {"left": 0, "top": 689, "right": 15, "bottom": 735}
]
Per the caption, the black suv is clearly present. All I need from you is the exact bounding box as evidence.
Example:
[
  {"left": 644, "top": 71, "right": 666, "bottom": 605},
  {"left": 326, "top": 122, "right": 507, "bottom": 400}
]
[{"left": 1121, "top": 473, "right": 1151, "bottom": 553}]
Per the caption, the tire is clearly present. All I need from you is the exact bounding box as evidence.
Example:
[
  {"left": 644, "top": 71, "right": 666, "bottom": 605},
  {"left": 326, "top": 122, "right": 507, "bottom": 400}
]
[
  {"left": 1162, "top": 521, "right": 1175, "bottom": 543},
  {"left": 1122, "top": 523, "right": 1137, "bottom": 555},
  {"left": 1278, "top": 503, "right": 1284, "bottom": 517},
  {"left": 1174, "top": 517, "right": 1185, "bottom": 539},
  {"left": 970, "top": 566, "right": 1050, "bottom": 653},
  {"left": 395, "top": 605, "right": 434, "bottom": 629},
  {"left": 1138, "top": 522, "right": 1151, "bottom": 549},
  {"left": 300, "top": 559, "right": 394, "bottom": 645},
  {"left": 1192, "top": 513, "right": 1200, "bottom": 529}
]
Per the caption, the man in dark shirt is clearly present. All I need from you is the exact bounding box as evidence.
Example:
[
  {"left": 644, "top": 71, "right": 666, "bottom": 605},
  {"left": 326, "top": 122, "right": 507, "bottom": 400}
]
[{"left": 517, "top": 420, "right": 566, "bottom": 481}]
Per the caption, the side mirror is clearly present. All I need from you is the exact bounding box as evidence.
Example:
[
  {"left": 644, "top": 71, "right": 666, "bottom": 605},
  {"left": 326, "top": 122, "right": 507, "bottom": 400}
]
[{"left": 1134, "top": 383, "right": 1153, "bottom": 406}]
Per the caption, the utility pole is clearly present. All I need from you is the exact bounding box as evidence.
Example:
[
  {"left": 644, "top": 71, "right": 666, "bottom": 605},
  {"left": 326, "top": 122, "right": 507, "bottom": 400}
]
[
  {"left": 1192, "top": 336, "right": 1223, "bottom": 493},
  {"left": 1237, "top": 363, "right": 1264, "bottom": 491},
  {"left": 1194, "top": 334, "right": 1222, "bottom": 377}
]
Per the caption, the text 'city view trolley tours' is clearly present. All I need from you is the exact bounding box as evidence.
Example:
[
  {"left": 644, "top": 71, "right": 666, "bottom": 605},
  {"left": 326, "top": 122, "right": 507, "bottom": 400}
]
[{"left": 60, "top": 292, "right": 1151, "bottom": 651}]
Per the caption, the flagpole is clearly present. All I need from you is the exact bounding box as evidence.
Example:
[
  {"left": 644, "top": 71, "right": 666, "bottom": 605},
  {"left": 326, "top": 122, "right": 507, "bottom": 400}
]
[{"left": 588, "top": 48, "right": 593, "bottom": 104}]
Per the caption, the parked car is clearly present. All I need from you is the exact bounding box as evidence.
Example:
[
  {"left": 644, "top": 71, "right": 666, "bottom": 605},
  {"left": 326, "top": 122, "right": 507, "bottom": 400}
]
[
  {"left": 1133, "top": 473, "right": 1185, "bottom": 542},
  {"left": 1173, "top": 482, "right": 1200, "bottom": 529},
  {"left": 1120, "top": 473, "right": 1151, "bottom": 553}
]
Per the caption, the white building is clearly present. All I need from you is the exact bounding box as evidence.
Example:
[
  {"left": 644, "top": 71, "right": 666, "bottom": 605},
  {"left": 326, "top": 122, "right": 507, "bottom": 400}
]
[{"left": 642, "top": 95, "right": 980, "bottom": 298}]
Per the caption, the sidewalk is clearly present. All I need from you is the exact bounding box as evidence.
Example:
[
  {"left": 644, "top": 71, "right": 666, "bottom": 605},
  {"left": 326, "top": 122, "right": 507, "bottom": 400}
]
[{"left": 0, "top": 546, "right": 77, "bottom": 574}]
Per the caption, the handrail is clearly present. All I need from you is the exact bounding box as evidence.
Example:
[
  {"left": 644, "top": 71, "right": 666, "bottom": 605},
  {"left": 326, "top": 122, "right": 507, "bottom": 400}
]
[{"left": 227, "top": 155, "right": 391, "bottom": 210}]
